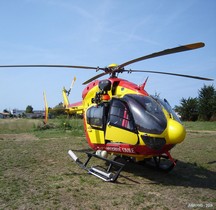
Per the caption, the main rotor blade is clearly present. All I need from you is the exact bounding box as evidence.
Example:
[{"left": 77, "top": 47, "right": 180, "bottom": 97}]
[
  {"left": 82, "top": 72, "right": 108, "bottom": 85},
  {"left": 125, "top": 69, "right": 213, "bottom": 81},
  {"left": 0, "top": 64, "right": 105, "bottom": 70},
  {"left": 118, "top": 42, "right": 205, "bottom": 69}
]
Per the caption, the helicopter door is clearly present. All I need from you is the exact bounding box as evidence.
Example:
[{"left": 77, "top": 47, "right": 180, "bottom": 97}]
[
  {"left": 86, "top": 105, "right": 105, "bottom": 144},
  {"left": 105, "top": 98, "right": 138, "bottom": 145}
]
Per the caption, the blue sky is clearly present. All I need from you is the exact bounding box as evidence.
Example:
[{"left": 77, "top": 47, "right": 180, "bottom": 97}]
[{"left": 0, "top": 0, "right": 215, "bottom": 111}]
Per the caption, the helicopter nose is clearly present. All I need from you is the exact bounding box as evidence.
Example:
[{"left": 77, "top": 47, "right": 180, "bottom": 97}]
[{"left": 167, "top": 119, "right": 186, "bottom": 144}]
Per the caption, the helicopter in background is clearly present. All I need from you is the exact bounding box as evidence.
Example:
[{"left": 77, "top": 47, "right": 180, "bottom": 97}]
[
  {"left": 62, "top": 76, "right": 83, "bottom": 116},
  {"left": 43, "top": 77, "right": 82, "bottom": 124},
  {"left": 0, "top": 42, "right": 213, "bottom": 182}
]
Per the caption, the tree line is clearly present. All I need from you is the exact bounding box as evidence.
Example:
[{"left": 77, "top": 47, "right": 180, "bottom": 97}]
[{"left": 174, "top": 84, "right": 216, "bottom": 121}]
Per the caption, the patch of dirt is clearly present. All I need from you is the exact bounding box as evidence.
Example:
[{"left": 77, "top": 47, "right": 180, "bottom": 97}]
[
  {"left": 0, "top": 133, "right": 39, "bottom": 141},
  {"left": 187, "top": 130, "right": 216, "bottom": 134}
]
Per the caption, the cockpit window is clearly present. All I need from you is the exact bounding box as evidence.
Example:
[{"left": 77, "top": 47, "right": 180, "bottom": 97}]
[
  {"left": 152, "top": 96, "right": 181, "bottom": 123},
  {"left": 108, "top": 99, "right": 135, "bottom": 131},
  {"left": 123, "top": 94, "right": 167, "bottom": 134},
  {"left": 86, "top": 105, "right": 104, "bottom": 129}
]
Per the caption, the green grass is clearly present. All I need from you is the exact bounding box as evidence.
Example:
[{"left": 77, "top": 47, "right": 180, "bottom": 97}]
[
  {"left": 0, "top": 119, "right": 42, "bottom": 134},
  {"left": 35, "top": 118, "right": 84, "bottom": 138},
  {"left": 0, "top": 118, "right": 84, "bottom": 137},
  {"left": 183, "top": 121, "right": 216, "bottom": 131},
  {"left": 0, "top": 119, "right": 216, "bottom": 209}
]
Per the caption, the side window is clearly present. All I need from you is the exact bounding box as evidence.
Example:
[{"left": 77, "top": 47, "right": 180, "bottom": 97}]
[
  {"left": 108, "top": 99, "right": 135, "bottom": 131},
  {"left": 86, "top": 105, "right": 104, "bottom": 129}
]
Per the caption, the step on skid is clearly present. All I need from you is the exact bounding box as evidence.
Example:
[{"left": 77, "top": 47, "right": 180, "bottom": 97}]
[{"left": 68, "top": 150, "right": 125, "bottom": 182}]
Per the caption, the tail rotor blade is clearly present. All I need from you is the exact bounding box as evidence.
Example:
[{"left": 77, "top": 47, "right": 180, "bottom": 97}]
[
  {"left": 43, "top": 91, "right": 49, "bottom": 124},
  {"left": 67, "top": 76, "right": 77, "bottom": 96}
]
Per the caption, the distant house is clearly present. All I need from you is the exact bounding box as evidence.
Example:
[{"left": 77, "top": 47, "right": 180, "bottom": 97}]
[
  {"left": 12, "top": 109, "right": 45, "bottom": 119},
  {"left": 26, "top": 110, "right": 44, "bottom": 119},
  {"left": 12, "top": 109, "right": 25, "bottom": 118},
  {"left": 0, "top": 112, "right": 10, "bottom": 119}
]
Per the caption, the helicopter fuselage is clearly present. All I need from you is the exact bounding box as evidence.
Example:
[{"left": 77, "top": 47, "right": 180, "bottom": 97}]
[{"left": 82, "top": 77, "right": 186, "bottom": 161}]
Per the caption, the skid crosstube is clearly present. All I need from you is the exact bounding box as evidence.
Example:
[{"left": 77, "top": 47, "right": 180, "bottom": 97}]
[{"left": 68, "top": 150, "right": 125, "bottom": 182}]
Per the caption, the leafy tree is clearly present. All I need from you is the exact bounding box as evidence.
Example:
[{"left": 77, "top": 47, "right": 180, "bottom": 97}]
[
  {"left": 213, "top": 93, "right": 216, "bottom": 120},
  {"left": 175, "top": 97, "right": 199, "bottom": 121},
  {"left": 3, "top": 109, "right": 10, "bottom": 113},
  {"left": 49, "top": 102, "right": 66, "bottom": 117},
  {"left": 176, "top": 84, "right": 216, "bottom": 121},
  {"left": 2, "top": 109, "right": 12, "bottom": 117},
  {"left": 26, "top": 105, "right": 33, "bottom": 113},
  {"left": 198, "top": 85, "right": 216, "bottom": 121}
]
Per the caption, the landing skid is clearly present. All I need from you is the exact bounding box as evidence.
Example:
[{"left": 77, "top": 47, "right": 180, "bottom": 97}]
[
  {"left": 68, "top": 150, "right": 125, "bottom": 182},
  {"left": 141, "top": 153, "right": 177, "bottom": 172},
  {"left": 68, "top": 150, "right": 177, "bottom": 182}
]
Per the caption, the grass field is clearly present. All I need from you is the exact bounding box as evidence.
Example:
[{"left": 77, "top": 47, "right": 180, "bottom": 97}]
[{"left": 0, "top": 119, "right": 216, "bottom": 209}]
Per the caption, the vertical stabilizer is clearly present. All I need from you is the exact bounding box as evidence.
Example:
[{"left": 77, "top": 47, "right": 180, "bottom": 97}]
[
  {"left": 62, "top": 87, "right": 70, "bottom": 108},
  {"left": 62, "top": 76, "right": 76, "bottom": 108}
]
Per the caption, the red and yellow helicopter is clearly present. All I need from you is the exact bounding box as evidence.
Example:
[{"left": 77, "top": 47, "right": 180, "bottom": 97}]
[
  {"left": 0, "top": 42, "right": 213, "bottom": 182},
  {"left": 62, "top": 77, "right": 83, "bottom": 116}
]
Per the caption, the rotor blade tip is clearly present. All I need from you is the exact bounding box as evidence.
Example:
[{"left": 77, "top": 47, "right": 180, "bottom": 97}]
[{"left": 187, "top": 42, "right": 205, "bottom": 49}]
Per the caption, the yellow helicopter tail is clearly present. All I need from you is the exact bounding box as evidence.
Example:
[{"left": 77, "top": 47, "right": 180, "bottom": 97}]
[
  {"left": 62, "top": 76, "right": 76, "bottom": 108},
  {"left": 43, "top": 91, "right": 49, "bottom": 124},
  {"left": 62, "top": 87, "right": 70, "bottom": 108}
]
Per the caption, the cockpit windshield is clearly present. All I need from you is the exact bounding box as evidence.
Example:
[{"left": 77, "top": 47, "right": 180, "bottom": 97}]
[
  {"left": 123, "top": 94, "right": 167, "bottom": 134},
  {"left": 152, "top": 96, "right": 182, "bottom": 123}
]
